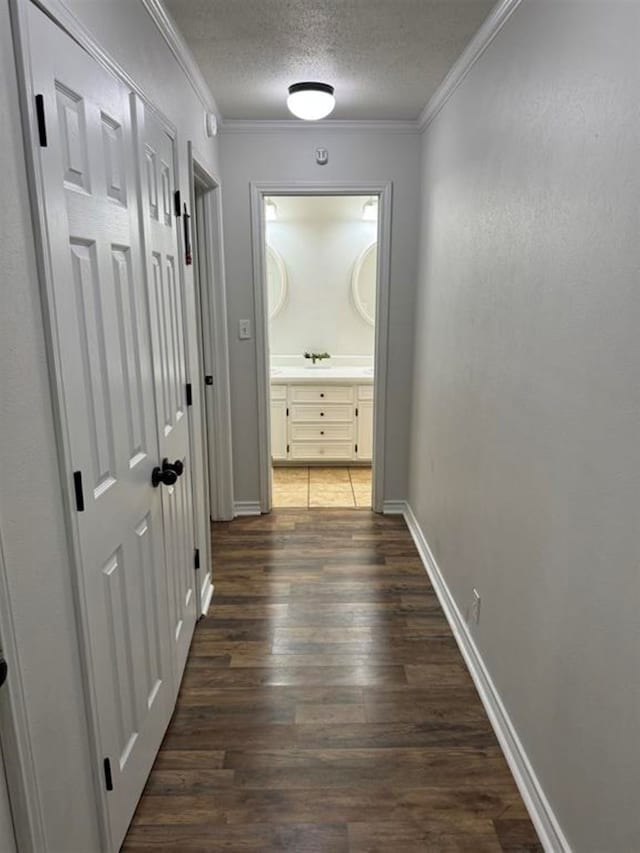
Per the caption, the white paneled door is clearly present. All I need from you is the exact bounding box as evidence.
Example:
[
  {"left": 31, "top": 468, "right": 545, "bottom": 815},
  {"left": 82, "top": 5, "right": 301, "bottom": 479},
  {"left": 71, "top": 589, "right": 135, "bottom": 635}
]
[
  {"left": 134, "top": 100, "right": 197, "bottom": 681},
  {"left": 28, "top": 5, "right": 195, "bottom": 849}
]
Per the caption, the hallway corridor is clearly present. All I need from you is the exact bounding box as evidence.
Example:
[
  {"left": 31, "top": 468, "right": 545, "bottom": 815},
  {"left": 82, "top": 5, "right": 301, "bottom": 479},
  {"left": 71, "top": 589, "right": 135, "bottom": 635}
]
[{"left": 124, "top": 510, "right": 541, "bottom": 851}]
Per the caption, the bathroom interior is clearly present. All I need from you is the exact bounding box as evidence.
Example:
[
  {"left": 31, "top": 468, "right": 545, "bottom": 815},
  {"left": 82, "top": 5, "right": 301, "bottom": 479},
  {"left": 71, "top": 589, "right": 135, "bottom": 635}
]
[{"left": 266, "top": 194, "right": 378, "bottom": 508}]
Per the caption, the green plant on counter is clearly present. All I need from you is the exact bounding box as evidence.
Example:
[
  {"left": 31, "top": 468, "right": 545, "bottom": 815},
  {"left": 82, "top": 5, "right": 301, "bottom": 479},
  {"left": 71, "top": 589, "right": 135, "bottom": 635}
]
[{"left": 304, "top": 351, "right": 331, "bottom": 365}]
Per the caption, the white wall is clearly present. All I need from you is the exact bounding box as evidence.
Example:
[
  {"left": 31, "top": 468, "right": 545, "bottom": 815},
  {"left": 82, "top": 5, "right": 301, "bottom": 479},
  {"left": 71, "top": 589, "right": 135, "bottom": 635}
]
[
  {"left": 220, "top": 128, "right": 421, "bottom": 503},
  {"left": 267, "top": 195, "right": 376, "bottom": 358},
  {"left": 0, "top": 1, "right": 218, "bottom": 848},
  {"left": 409, "top": 1, "right": 640, "bottom": 850}
]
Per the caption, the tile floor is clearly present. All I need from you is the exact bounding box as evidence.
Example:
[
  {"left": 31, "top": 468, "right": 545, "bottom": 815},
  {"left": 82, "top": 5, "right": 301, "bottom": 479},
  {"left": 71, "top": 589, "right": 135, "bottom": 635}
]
[{"left": 272, "top": 466, "right": 372, "bottom": 508}]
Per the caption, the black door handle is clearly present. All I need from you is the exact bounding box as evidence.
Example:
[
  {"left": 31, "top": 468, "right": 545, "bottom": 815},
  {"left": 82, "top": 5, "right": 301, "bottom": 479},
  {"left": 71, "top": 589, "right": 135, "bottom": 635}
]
[
  {"left": 151, "top": 464, "right": 178, "bottom": 488},
  {"left": 0, "top": 655, "right": 7, "bottom": 688},
  {"left": 163, "top": 459, "right": 184, "bottom": 477}
]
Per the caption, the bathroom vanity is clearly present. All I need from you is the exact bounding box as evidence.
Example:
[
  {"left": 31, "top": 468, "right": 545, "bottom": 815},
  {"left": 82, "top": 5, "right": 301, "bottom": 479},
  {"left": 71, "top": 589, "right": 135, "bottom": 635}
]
[{"left": 270, "top": 367, "right": 373, "bottom": 463}]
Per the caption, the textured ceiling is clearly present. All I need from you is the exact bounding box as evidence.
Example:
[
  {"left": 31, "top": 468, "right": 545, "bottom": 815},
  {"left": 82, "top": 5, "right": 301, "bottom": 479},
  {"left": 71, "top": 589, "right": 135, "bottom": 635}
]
[{"left": 164, "top": 0, "right": 497, "bottom": 120}]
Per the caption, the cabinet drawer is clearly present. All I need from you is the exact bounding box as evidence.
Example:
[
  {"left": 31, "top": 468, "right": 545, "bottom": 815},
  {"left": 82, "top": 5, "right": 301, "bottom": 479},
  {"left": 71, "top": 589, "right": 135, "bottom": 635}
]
[
  {"left": 289, "top": 385, "right": 354, "bottom": 404},
  {"left": 290, "top": 422, "right": 353, "bottom": 441},
  {"left": 290, "top": 403, "right": 353, "bottom": 422},
  {"left": 271, "top": 384, "right": 287, "bottom": 400},
  {"left": 358, "top": 384, "right": 374, "bottom": 400},
  {"left": 289, "top": 442, "right": 354, "bottom": 461}
]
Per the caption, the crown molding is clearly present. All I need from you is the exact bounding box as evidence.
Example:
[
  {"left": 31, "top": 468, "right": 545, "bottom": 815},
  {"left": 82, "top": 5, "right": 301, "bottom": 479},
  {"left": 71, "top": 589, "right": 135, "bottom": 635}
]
[
  {"left": 220, "top": 118, "right": 420, "bottom": 134},
  {"left": 418, "top": 0, "right": 523, "bottom": 131},
  {"left": 142, "top": 0, "right": 522, "bottom": 135},
  {"left": 140, "top": 0, "right": 220, "bottom": 118}
]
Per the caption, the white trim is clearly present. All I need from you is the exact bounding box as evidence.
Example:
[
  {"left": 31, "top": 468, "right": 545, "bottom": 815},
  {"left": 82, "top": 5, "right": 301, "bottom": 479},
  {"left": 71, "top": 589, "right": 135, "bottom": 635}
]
[
  {"left": 418, "top": 0, "right": 523, "bottom": 130},
  {"left": 249, "top": 183, "right": 274, "bottom": 513},
  {"left": 200, "top": 577, "right": 214, "bottom": 617},
  {"left": 234, "top": 502, "right": 262, "bottom": 517},
  {"left": 221, "top": 119, "right": 420, "bottom": 134},
  {"left": 382, "top": 500, "right": 407, "bottom": 515},
  {"left": 189, "top": 148, "right": 235, "bottom": 522},
  {"left": 140, "top": 0, "right": 221, "bottom": 119},
  {"left": 250, "top": 181, "right": 392, "bottom": 515},
  {"left": 402, "top": 503, "right": 571, "bottom": 853}
]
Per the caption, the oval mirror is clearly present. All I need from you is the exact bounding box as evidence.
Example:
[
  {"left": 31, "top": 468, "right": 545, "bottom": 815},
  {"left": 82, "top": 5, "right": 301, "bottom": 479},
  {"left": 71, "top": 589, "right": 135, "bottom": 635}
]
[
  {"left": 352, "top": 241, "right": 377, "bottom": 326},
  {"left": 266, "top": 244, "right": 287, "bottom": 320}
]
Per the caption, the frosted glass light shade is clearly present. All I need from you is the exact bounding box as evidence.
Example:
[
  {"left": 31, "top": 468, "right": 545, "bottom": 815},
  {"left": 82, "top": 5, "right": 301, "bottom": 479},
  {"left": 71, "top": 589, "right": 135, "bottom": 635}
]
[{"left": 287, "top": 82, "right": 335, "bottom": 121}]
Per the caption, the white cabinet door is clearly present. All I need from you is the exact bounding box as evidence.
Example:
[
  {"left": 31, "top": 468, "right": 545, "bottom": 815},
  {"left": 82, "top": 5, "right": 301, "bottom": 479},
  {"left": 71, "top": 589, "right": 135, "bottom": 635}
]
[
  {"left": 29, "top": 6, "right": 174, "bottom": 849},
  {"left": 357, "top": 400, "right": 374, "bottom": 461},
  {"left": 271, "top": 399, "right": 288, "bottom": 460},
  {"left": 134, "top": 101, "right": 197, "bottom": 684}
]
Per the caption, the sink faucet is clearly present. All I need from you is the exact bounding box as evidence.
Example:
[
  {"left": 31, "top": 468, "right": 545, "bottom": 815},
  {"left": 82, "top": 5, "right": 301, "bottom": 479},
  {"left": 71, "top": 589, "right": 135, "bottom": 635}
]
[{"left": 304, "top": 351, "right": 330, "bottom": 365}]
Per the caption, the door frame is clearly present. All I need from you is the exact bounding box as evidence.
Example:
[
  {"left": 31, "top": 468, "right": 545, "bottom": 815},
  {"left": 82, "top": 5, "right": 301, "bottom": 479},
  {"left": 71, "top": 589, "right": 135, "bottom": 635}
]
[
  {"left": 249, "top": 181, "right": 393, "bottom": 514},
  {"left": 188, "top": 144, "right": 235, "bottom": 528}
]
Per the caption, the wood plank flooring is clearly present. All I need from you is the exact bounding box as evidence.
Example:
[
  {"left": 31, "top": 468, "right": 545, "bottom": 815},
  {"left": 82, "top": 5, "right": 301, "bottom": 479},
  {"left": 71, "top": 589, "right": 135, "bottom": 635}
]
[{"left": 124, "top": 510, "right": 542, "bottom": 852}]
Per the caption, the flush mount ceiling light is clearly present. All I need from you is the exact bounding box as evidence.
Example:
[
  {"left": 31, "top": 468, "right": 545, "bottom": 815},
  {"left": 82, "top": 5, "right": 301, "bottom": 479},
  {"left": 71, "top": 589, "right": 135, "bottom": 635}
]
[
  {"left": 265, "top": 198, "right": 278, "bottom": 221},
  {"left": 362, "top": 197, "right": 378, "bottom": 221},
  {"left": 287, "top": 82, "right": 335, "bottom": 121}
]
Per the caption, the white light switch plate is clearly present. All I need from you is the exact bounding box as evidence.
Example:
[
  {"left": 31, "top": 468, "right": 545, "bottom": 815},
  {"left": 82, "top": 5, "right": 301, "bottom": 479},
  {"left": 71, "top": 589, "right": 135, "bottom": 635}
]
[{"left": 238, "top": 319, "right": 251, "bottom": 340}]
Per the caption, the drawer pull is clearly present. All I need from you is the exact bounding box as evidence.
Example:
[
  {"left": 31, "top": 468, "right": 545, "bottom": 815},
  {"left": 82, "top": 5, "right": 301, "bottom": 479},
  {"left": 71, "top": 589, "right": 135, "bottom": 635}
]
[
  {"left": 320, "top": 392, "right": 325, "bottom": 398},
  {"left": 320, "top": 430, "right": 324, "bottom": 435},
  {"left": 320, "top": 412, "right": 324, "bottom": 416}
]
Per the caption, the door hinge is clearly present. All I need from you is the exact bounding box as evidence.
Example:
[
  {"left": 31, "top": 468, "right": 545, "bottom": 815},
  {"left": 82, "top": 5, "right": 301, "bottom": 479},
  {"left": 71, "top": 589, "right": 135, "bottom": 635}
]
[
  {"left": 286, "top": 444, "right": 290, "bottom": 454},
  {"left": 103, "top": 758, "right": 113, "bottom": 792},
  {"left": 194, "top": 548, "right": 200, "bottom": 570},
  {"left": 355, "top": 407, "right": 359, "bottom": 417},
  {"left": 73, "top": 471, "right": 85, "bottom": 512},
  {"left": 286, "top": 407, "right": 289, "bottom": 416},
  {"left": 35, "top": 95, "right": 47, "bottom": 147},
  {"left": 174, "top": 190, "right": 181, "bottom": 217},
  {"left": 186, "top": 382, "right": 193, "bottom": 406},
  {"left": 355, "top": 444, "right": 358, "bottom": 453},
  {"left": 204, "top": 375, "right": 213, "bottom": 386}
]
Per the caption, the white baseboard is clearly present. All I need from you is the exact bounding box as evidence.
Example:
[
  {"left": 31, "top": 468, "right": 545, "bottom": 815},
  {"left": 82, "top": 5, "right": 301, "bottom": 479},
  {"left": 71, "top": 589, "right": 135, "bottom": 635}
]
[
  {"left": 383, "top": 500, "right": 407, "bottom": 515},
  {"left": 233, "top": 501, "right": 262, "bottom": 517},
  {"left": 402, "top": 503, "right": 570, "bottom": 853},
  {"left": 200, "top": 575, "right": 214, "bottom": 617}
]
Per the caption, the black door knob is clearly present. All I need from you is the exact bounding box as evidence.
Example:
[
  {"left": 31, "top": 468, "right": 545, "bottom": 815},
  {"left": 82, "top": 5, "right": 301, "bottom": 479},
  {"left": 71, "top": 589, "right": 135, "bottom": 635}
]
[
  {"left": 152, "top": 465, "right": 178, "bottom": 488},
  {"left": 163, "top": 459, "right": 184, "bottom": 477},
  {"left": 0, "top": 655, "right": 7, "bottom": 688}
]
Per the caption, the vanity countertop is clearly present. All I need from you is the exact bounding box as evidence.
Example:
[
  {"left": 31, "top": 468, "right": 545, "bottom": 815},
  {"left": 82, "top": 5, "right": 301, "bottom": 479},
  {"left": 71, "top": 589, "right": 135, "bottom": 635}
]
[{"left": 271, "top": 366, "right": 373, "bottom": 383}]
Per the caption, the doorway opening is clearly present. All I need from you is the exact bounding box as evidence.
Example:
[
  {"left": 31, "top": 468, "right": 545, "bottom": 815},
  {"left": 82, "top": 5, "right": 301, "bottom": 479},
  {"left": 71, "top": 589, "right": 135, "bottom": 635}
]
[{"left": 253, "top": 188, "right": 390, "bottom": 511}]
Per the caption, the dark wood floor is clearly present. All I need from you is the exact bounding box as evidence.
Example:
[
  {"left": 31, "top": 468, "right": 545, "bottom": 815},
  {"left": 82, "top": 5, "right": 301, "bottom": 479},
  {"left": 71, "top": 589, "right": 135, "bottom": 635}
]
[{"left": 124, "top": 510, "right": 541, "bottom": 852}]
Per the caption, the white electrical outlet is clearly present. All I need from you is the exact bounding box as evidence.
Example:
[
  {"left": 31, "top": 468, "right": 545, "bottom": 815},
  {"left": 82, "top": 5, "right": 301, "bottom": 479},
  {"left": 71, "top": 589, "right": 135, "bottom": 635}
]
[
  {"left": 238, "top": 319, "right": 251, "bottom": 340},
  {"left": 469, "top": 588, "right": 481, "bottom": 626}
]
